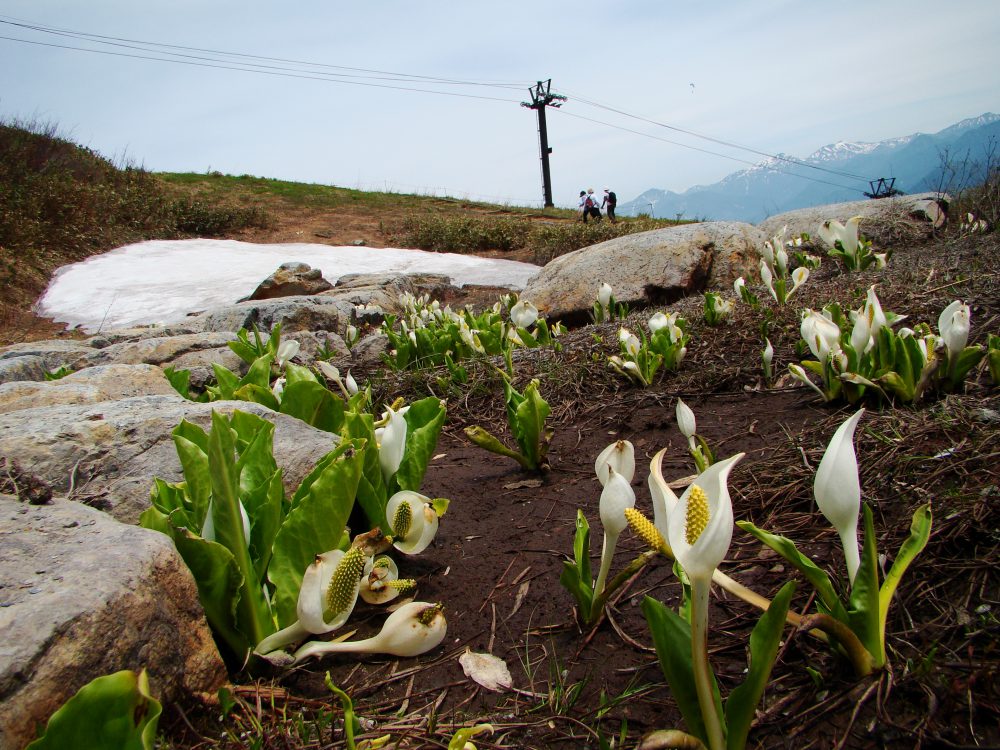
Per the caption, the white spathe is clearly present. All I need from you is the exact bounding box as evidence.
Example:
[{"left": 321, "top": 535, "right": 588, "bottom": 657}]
[{"left": 37, "top": 239, "right": 542, "bottom": 332}]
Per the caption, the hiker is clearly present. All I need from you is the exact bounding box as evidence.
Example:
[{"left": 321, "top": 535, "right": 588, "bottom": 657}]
[
  {"left": 586, "top": 188, "right": 602, "bottom": 222},
  {"left": 578, "top": 190, "right": 589, "bottom": 222},
  {"left": 602, "top": 187, "right": 617, "bottom": 224}
]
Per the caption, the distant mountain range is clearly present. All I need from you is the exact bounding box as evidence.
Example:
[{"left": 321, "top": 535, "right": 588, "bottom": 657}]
[{"left": 619, "top": 113, "right": 1000, "bottom": 223}]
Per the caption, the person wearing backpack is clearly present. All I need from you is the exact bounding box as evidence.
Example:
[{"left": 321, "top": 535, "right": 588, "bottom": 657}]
[
  {"left": 586, "top": 188, "right": 602, "bottom": 222},
  {"left": 578, "top": 190, "right": 589, "bottom": 222},
  {"left": 602, "top": 187, "right": 618, "bottom": 224}
]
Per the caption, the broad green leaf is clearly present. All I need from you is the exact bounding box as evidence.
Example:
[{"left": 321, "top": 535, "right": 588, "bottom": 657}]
[
  {"left": 233, "top": 384, "right": 280, "bottom": 411},
  {"left": 724, "top": 581, "right": 796, "bottom": 750},
  {"left": 239, "top": 354, "right": 274, "bottom": 390},
  {"left": 878, "top": 503, "right": 932, "bottom": 655},
  {"left": 172, "top": 528, "right": 250, "bottom": 660},
  {"left": 279, "top": 381, "right": 345, "bottom": 433},
  {"left": 847, "top": 504, "right": 883, "bottom": 667},
  {"left": 447, "top": 724, "right": 494, "bottom": 750},
  {"left": 641, "top": 596, "right": 717, "bottom": 746},
  {"left": 210, "top": 363, "right": 240, "bottom": 400},
  {"left": 269, "top": 445, "right": 363, "bottom": 627},
  {"left": 573, "top": 508, "right": 592, "bottom": 587},
  {"left": 207, "top": 411, "right": 270, "bottom": 647},
  {"left": 341, "top": 411, "right": 388, "bottom": 529},
  {"left": 393, "top": 396, "right": 447, "bottom": 492},
  {"left": 283, "top": 361, "right": 318, "bottom": 386},
  {"left": 951, "top": 345, "right": 985, "bottom": 387},
  {"left": 26, "top": 669, "right": 162, "bottom": 750},
  {"left": 513, "top": 380, "right": 550, "bottom": 469},
  {"left": 234, "top": 416, "right": 277, "bottom": 496},
  {"left": 138, "top": 505, "right": 174, "bottom": 538},
  {"left": 170, "top": 432, "right": 211, "bottom": 526},
  {"left": 737, "top": 521, "right": 847, "bottom": 621},
  {"left": 147, "top": 478, "right": 190, "bottom": 521},
  {"left": 245, "top": 471, "right": 284, "bottom": 581},
  {"left": 464, "top": 425, "right": 529, "bottom": 468},
  {"left": 163, "top": 366, "right": 192, "bottom": 400},
  {"left": 173, "top": 419, "right": 209, "bottom": 453},
  {"left": 559, "top": 562, "right": 594, "bottom": 622},
  {"left": 289, "top": 440, "right": 357, "bottom": 511}
]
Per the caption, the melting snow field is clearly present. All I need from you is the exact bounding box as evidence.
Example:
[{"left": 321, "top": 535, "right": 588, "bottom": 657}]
[{"left": 37, "top": 239, "right": 542, "bottom": 333}]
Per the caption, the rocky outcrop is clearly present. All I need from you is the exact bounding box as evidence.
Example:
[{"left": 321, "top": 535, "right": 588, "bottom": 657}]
[
  {"left": 67, "top": 332, "right": 238, "bottom": 371},
  {"left": 187, "top": 295, "right": 350, "bottom": 334},
  {"left": 0, "top": 393, "right": 341, "bottom": 523},
  {"left": 242, "top": 262, "right": 333, "bottom": 301},
  {"left": 757, "top": 192, "right": 950, "bottom": 244},
  {"left": 0, "top": 496, "right": 227, "bottom": 750},
  {"left": 0, "top": 364, "right": 175, "bottom": 415},
  {"left": 521, "top": 222, "right": 764, "bottom": 320}
]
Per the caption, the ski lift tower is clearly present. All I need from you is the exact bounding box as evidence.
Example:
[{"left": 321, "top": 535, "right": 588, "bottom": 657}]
[{"left": 521, "top": 80, "right": 566, "bottom": 208}]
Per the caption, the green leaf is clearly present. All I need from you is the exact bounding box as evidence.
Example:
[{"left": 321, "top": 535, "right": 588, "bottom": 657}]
[
  {"left": 641, "top": 596, "right": 715, "bottom": 746},
  {"left": 163, "top": 366, "right": 193, "bottom": 400},
  {"left": 172, "top": 527, "right": 249, "bottom": 660},
  {"left": 138, "top": 505, "right": 174, "bottom": 538},
  {"left": 736, "top": 521, "right": 847, "bottom": 621},
  {"left": 512, "top": 380, "right": 550, "bottom": 469},
  {"left": 725, "top": 581, "right": 796, "bottom": 750},
  {"left": 393, "top": 396, "right": 447, "bottom": 492},
  {"left": 464, "top": 425, "right": 530, "bottom": 468},
  {"left": 240, "top": 355, "right": 275, "bottom": 390},
  {"left": 341, "top": 412, "right": 388, "bottom": 530},
  {"left": 283, "top": 361, "right": 318, "bottom": 386},
  {"left": 210, "top": 363, "right": 240, "bottom": 400},
  {"left": 207, "top": 411, "right": 270, "bottom": 648},
  {"left": 847, "top": 504, "right": 883, "bottom": 667},
  {"left": 447, "top": 724, "right": 494, "bottom": 750},
  {"left": 558, "top": 510, "right": 594, "bottom": 617},
  {"left": 279, "top": 381, "right": 346, "bottom": 432},
  {"left": 232, "top": 383, "right": 280, "bottom": 411},
  {"left": 878, "top": 503, "right": 932, "bottom": 656},
  {"left": 269, "top": 443, "right": 363, "bottom": 627},
  {"left": 245, "top": 471, "right": 284, "bottom": 582},
  {"left": 950, "top": 345, "right": 985, "bottom": 388},
  {"left": 26, "top": 669, "right": 162, "bottom": 750},
  {"left": 171, "top": 429, "right": 211, "bottom": 527},
  {"left": 234, "top": 415, "right": 278, "bottom": 496}
]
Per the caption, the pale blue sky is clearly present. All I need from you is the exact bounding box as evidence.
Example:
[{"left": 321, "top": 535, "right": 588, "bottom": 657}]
[{"left": 2, "top": 1, "right": 998, "bottom": 207}]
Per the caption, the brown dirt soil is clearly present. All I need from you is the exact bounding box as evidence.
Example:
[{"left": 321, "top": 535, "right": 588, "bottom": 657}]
[{"left": 6, "top": 202, "right": 999, "bottom": 749}]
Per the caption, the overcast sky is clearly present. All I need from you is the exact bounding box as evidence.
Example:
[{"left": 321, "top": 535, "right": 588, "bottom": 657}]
[{"left": 2, "top": 1, "right": 998, "bottom": 208}]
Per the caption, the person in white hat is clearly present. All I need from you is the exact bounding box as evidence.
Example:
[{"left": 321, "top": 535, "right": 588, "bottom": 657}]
[
  {"left": 585, "top": 188, "right": 602, "bottom": 222},
  {"left": 602, "top": 187, "right": 617, "bottom": 224}
]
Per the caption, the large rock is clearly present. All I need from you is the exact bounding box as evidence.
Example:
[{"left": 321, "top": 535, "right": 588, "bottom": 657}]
[
  {"left": 0, "top": 394, "right": 340, "bottom": 523},
  {"left": 0, "top": 364, "right": 175, "bottom": 416},
  {"left": 0, "top": 341, "right": 93, "bottom": 384},
  {"left": 0, "top": 496, "right": 226, "bottom": 750},
  {"left": 189, "top": 295, "right": 350, "bottom": 334},
  {"left": 522, "top": 222, "right": 764, "bottom": 319},
  {"left": 0, "top": 356, "right": 47, "bottom": 385},
  {"left": 758, "top": 192, "right": 950, "bottom": 244},
  {"left": 68, "top": 332, "right": 237, "bottom": 371},
  {"left": 320, "top": 273, "right": 461, "bottom": 319},
  {"left": 242, "top": 262, "right": 334, "bottom": 301}
]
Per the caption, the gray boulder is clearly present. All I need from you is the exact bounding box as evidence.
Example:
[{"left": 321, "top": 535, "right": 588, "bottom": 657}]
[
  {"left": 242, "top": 262, "right": 333, "bottom": 301},
  {"left": 0, "top": 394, "right": 340, "bottom": 523},
  {"left": 0, "top": 364, "right": 175, "bottom": 416},
  {"left": 0, "top": 356, "right": 48, "bottom": 385},
  {"left": 189, "top": 295, "right": 350, "bottom": 334},
  {"left": 758, "top": 192, "right": 950, "bottom": 244},
  {"left": 69, "top": 332, "right": 237, "bottom": 371},
  {"left": 522, "top": 222, "right": 764, "bottom": 319},
  {"left": 0, "top": 496, "right": 226, "bottom": 750}
]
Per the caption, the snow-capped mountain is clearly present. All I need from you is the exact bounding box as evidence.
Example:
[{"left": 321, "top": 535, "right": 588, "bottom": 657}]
[{"left": 620, "top": 113, "right": 1000, "bottom": 223}]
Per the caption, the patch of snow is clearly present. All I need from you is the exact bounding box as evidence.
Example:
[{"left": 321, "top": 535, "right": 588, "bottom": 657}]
[{"left": 37, "top": 239, "right": 542, "bottom": 332}]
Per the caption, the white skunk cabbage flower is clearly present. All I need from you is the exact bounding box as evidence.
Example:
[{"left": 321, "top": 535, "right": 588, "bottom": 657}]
[
  {"left": 864, "top": 287, "right": 887, "bottom": 337},
  {"left": 271, "top": 376, "right": 286, "bottom": 402},
  {"left": 789, "top": 266, "right": 809, "bottom": 295},
  {"left": 667, "top": 453, "right": 743, "bottom": 584},
  {"left": 598, "top": 283, "right": 613, "bottom": 307},
  {"left": 675, "top": 398, "right": 697, "bottom": 451},
  {"left": 648, "top": 311, "right": 669, "bottom": 333},
  {"left": 255, "top": 530, "right": 384, "bottom": 658},
  {"left": 618, "top": 328, "right": 641, "bottom": 357},
  {"left": 386, "top": 490, "right": 440, "bottom": 554},
  {"left": 763, "top": 338, "right": 774, "bottom": 370},
  {"left": 292, "top": 601, "right": 447, "bottom": 663},
  {"left": 938, "top": 300, "right": 971, "bottom": 360},
  {"left": 760, "top": 259, "right": 774, "bottom": 296},
  {"left": 344, "top": 370, "right": 359, "bottom": 395},
  {"left": 595, "top": 440, "right": 636, "bottom": 487},
  {"left": 275, "top": 339, "right": 300, "bottom": 369},
  {"left": 801, "top": 309, "right": 841, "bottom": 364},
  {"left": 733, "top": 277, "right": 746, "bottom": 297},
  {"left": 850, "top": 314, "right": 872, "bottom": 357},
  {"left": 814, "top": 410, "right": 865, "bottom": 584},
  {"left": 510, "top": 299, "right": 539, "bottom": 329},
  {"left": 789, "top": 362, "right": 828, "bottom": 401},
  {"left": 775, "top": 247, "right": 789, "bottom": 275},
  {"left": 647, "top": 446, "right": 679, "bottom": 541},
  {"left": 378, "top": 404, "right": 408, "bottom": 483},
  {"left": 360, "top": 556, "right": 417, "bottom": 605},
  {"left": 594, "top": 467, "right": 636, "bottom": 597},
  {"left": 818, "top": 216, "right": 862, "bottom": 255},
  {"left": 874, "top": 253, "right": 888, "bottom": 269}
]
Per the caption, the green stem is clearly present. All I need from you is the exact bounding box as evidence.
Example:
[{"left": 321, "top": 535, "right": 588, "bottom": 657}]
[
  {"left": 691, "top": 578, "right": 725, "bottom": 750},
  {"left": 586, "top": 550, "right": 657, "bottom": 627},
  {"left": 798, "top": 613, "right": 876, "bottom": 677}
]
